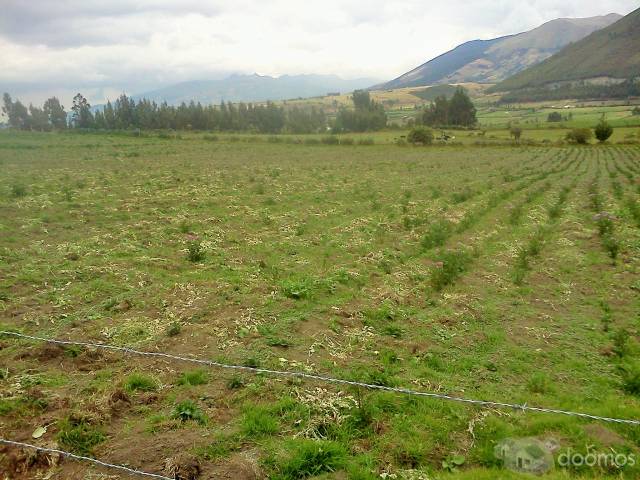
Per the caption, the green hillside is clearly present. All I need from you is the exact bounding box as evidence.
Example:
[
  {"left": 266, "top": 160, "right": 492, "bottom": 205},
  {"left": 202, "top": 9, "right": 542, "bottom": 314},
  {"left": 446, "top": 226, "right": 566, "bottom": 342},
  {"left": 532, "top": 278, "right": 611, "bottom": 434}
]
[{"left": 494, "top": 7, "right": 640, "bottom": 92}]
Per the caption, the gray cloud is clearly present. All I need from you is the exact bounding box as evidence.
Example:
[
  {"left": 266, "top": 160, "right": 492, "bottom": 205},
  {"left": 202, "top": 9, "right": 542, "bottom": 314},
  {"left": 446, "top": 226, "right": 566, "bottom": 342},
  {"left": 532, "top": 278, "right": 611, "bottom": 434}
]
[{"left": 0, "top": 0, "right": 637, "bottom": 106}]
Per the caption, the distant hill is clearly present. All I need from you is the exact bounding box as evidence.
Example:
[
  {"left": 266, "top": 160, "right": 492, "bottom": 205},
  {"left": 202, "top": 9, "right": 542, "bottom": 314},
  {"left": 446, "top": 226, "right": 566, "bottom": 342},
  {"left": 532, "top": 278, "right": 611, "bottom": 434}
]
[
  {"left": 492, "top": 8, "right": 640, "bottom": 92},
  {"left": 376, "top": 14, "right": 621, "bottom": 90},
  {"left": 133, "top": 74, "right": 377, "bottom": 105}
]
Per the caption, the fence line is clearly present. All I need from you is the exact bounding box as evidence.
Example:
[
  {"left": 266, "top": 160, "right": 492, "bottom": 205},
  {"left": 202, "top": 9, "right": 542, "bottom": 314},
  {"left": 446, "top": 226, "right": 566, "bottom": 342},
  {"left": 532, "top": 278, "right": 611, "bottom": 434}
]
[
  {"left": 0, "top": 438, "right": 174, "bottom": 479},
  {"left": 2, "top": 330, "right": 639, "bottom": 425}
]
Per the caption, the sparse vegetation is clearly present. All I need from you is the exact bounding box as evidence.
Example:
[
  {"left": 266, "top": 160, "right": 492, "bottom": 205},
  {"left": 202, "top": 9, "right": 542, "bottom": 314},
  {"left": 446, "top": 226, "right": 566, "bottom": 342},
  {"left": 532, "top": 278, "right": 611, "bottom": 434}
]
[{"left": 2, "top": 131, "right": 640, "bottom": 479}]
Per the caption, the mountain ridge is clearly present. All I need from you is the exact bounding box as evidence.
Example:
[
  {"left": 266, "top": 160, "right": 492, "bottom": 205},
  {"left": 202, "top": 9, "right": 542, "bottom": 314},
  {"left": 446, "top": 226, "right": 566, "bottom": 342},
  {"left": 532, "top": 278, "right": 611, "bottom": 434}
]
[
  {"left": 375, "top": 13, "right": 622, "bottom": 90},
  {"left": 130, "top": 73, "right": 377, "bottom": 106},
  {"left": 492, "top": 8, "right": 640, "bottom": 92}
]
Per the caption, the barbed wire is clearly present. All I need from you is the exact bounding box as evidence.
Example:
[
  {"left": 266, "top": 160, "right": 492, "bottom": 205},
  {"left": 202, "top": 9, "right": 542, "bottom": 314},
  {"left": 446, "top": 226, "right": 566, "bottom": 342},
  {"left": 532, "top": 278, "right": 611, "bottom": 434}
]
[
  {"left": 0, "top": 438, "right": 174, "bottom": 480},
  {"left": 2, "top": 330, "right": 639, "bottom": 425}
]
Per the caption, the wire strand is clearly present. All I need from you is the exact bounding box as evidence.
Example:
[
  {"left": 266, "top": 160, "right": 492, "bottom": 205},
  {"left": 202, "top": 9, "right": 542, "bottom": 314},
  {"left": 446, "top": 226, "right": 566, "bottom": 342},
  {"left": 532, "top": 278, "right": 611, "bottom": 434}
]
[
  {"left": 0, "top": 438, "right": 174, "bottom": 479},
  {"left": 2, "top": 330, "right": 639, "bottom": 425}
]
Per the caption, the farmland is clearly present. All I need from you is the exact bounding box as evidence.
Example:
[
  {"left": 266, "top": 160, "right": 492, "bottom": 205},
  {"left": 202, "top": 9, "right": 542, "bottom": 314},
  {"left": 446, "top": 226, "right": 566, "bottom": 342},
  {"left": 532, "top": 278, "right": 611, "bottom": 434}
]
[{"left": 1, "top": 131, "right": 640, "bottom": 479}]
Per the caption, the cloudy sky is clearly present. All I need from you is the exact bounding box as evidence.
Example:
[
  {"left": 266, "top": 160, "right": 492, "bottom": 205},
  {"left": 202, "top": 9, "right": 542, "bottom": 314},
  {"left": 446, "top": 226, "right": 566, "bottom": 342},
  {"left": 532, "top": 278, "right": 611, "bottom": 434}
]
[{"left": 0, "top": 0, "right": 637, "bottom": 106}]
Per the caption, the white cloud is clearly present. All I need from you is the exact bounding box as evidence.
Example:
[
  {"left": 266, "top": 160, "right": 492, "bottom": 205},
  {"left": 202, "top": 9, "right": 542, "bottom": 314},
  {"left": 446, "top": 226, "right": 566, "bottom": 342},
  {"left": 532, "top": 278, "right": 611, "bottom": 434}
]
[{"left": 0, "top": 0, "right": 637, "bottom": 105}]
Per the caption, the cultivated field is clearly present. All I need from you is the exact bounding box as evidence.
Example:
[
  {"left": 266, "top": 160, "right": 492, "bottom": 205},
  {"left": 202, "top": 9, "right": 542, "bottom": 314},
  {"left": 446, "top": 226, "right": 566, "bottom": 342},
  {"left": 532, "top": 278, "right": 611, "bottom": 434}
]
[{"left": 1, "top": 132, "right": 640, "bottom": 479}]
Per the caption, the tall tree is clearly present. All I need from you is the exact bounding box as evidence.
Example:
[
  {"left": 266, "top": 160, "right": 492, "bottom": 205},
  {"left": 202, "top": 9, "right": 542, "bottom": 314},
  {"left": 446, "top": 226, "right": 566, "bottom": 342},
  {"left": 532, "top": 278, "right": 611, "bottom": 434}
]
[
  {"left": 43, "top": 97, "right": 67, "bottom": 129},
  {"left": 28, "top": 104, "right": 50, "bottom": 131},
  {"left": 71, "top": 93, "right": 94, "bottom": 128},
  {"left": 448, "top": 87, "right": 477, "bottom": 126},
  {"left": 2, "top": 93, "right": 30, "bottom": 129}
]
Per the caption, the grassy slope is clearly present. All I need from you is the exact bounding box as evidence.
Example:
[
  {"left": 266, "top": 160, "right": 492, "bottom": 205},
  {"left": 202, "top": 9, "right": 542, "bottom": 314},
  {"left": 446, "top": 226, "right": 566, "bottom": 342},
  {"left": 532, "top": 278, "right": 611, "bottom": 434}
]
[
  {"left": 1, "top": 132, "right": 640, "bottom": 479},
  {"left": 494, "top": 8, "right": 640, "bottom": 91}
]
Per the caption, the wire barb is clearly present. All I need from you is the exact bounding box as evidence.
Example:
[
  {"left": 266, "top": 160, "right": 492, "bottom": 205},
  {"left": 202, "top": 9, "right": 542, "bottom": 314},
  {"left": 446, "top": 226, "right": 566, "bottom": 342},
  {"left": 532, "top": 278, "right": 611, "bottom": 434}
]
[{"left": 1, "top": 330, "right": 639, "bottom": 425}]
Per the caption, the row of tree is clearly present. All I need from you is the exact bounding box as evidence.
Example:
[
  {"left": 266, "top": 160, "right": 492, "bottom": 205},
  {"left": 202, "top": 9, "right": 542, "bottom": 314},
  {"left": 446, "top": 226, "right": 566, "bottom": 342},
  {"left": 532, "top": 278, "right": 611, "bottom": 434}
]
[
  {"left": 2, "top": 88, "right": 480, "bottom": 133},
  {"left": 2, "top": 93, "right": 67, "bottom": 131},
  {"left": 2, "top": 92, "right": 329, "bottom": 134}
]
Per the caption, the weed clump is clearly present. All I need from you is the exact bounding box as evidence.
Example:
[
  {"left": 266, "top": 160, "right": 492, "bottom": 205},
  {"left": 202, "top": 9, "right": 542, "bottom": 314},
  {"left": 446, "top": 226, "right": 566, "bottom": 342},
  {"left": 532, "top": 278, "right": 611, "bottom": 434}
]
[
  {"left": 57, "top": 416, "right": 106, "bottom": 455},
  {"left": 172, "top": 400, "right": 207, "bottom": 425},
  {"left": 267, "top": 439, "right": 346, "bottom": 479},
  {"left": 11, "top": 184, "right": 27, "bottom": 197},
  {"left": 430, "top": 250, "right": 472, "bottom": 290},
  {"left": 186, "top": 239, "right": 205, "bottom": 262},
  {"left": 124, "top": 373, "right": 158, "bottom": 392},
  {"left": 176, "top": 369, "right": 208, "bottom": 386},
  {"left": 421, "top": 220, "right": 451, "bottom": 250}
]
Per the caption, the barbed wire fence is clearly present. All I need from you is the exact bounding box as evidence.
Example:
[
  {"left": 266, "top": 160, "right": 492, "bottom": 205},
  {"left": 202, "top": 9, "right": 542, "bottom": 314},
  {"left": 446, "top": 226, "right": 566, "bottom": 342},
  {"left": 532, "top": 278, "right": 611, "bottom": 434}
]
[
  {"left": 0, "top": 439, "right": 174, "bottom": 480},
  {"left": 1, "top": 329, "right": 639, "bottom": 478}
]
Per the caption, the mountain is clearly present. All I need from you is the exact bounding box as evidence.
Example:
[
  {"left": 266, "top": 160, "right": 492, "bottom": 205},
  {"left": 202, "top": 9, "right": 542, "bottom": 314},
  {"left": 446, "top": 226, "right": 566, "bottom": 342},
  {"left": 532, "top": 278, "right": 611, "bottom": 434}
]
[
  {"left": 133, "top": 74, "right": 377, "bottom": 105},
  {"left": 492, "top": 8, "right": 640, "bottom": 92},
  {"left": 376, "top": 14, "right": 621, "bottom": 90}
]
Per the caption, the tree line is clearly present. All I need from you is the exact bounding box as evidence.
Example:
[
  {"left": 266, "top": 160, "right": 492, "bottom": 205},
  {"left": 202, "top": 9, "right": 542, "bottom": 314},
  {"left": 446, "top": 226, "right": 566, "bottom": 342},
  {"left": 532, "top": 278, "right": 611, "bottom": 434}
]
[
  {"left": 2, "top": 92, "right": 328, "bottom": 134},
  {"left": 1, "top": 90, "right": 390, "bottom": 134}
]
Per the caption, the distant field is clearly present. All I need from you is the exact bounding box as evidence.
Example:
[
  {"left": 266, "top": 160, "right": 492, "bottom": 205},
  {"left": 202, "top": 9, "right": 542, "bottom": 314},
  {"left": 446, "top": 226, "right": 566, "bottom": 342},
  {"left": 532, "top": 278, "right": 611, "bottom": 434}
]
[{"left": 1, "top": 132, "right": 640, "bottom": 479}]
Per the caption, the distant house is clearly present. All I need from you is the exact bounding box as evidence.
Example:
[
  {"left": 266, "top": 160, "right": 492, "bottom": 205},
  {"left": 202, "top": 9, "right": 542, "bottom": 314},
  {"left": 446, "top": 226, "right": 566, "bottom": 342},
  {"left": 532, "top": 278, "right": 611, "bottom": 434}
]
[{"left": 495, "top": 437, "right": 555, "bottom": 475}]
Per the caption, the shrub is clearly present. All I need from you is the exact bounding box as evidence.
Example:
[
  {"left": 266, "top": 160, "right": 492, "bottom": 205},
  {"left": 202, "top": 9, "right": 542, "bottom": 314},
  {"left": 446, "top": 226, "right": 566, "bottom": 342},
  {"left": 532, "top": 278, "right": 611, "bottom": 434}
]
[
  {"left": 226, "top": 375, "right": 245, "bottom": 389},
  {"left": 357, "top": 137, "right": 374, "bottom": 145},
  {"left": 565, "top": 128, "right": 593, "bottom": 144},
  {"left": 321, "top": 136, "right": 339, "bottom": 145},
  {"left": 166, "top": 321, "right": 181, "bottom": 337},
  {"left": 547, "top": 112, "right": 562, "bottom": 122},
  {"left": 421, "top": 220, "right": 451, "bottom": 250},
  {"left": 451, "top": 187, "right": 473, "bottom": 204},
  {"left": 594, "top": 118, "right": 613, "bottom": 143},
  {"left": 619, "top": 361, "right": 640, "bottom": 396},
  {"left": 431, "top": 250, "right": 472, "bottom": 290},
  {"left": 407, "top": 127, "right": 433, "bottom": 145},
  {"left": 124, "top": 373, "right": 158, "bottom": 392},
  {"left": 339, "top": 137, "right": 354, "bottom": 145},
  {"left": 187, "top": 240, "right": 205, "bottom": 262},
  {"left": 11, "top": 184, "right": 27, "bottom": 197}
]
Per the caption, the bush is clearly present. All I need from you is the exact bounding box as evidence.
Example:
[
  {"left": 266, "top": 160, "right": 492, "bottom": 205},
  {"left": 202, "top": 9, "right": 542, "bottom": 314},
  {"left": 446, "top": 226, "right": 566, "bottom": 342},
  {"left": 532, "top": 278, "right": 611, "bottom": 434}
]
[
  {"left": 321, "top": 136, "right": 339, "bottom": 145},
  {"left": 430, "top": 250, "right": 472, "bottom": 290},
  {"left": 11, "top": 184, "right": 27, "bottom": 197},
  {"left": 565, "top": 128, "right": 593, "bottom": 144},
  {"left": 594, "top": 118, "right": 613, "bottom": 143},
  {"left": 407, "top": 127, "right": 433, "bottom": 145},
  {"left": 421, "top": 220, "right": 451, "bottom": 250},
  {"left": 547, "top": 112, "right": 562, "bottom": 122},
  {"left": 187, "top": 240, "right": 205, "bottom": 262},
  {"left": 166, "top": 321, "right": 181, "bottom": 337},
  {"left": 619, "top": 361, "right": 640, "bottom": 396}
]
